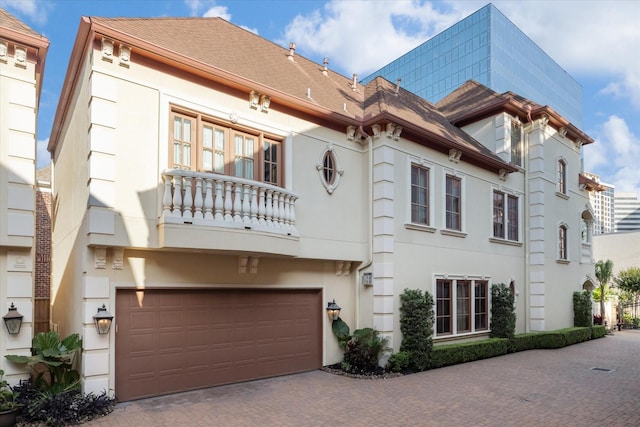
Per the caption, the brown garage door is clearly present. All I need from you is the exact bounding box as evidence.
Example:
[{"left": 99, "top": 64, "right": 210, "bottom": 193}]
[{"left": 115, "top": 288, "right": 322, "bottom": 401}]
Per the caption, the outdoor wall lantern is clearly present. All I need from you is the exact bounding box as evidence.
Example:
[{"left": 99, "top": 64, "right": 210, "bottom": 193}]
[
  {"left": 93, "top": 304, "right": 114, "bottom": 335},
  {"left": 326, "top": 299, "right": 341, "bottom": 321},
  {"left": 3, "top": 303, "right": 23, "bottom": 335}
]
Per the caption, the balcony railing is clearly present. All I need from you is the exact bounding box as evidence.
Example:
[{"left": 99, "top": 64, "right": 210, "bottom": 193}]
[{"left": 160, "top": 169, "right": 299, "bottom": 236}]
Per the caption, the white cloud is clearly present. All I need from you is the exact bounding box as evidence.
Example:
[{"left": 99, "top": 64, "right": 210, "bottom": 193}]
[
  {"left": 494, "top": 0, "right": 640, "bottom": 111},
  {"left": 587, "top": 116, "right": 640, "bottom": 192},
  {"left": 37, "top": 137, "right": 50, "bottom": 169},
  {"left": 280, "top": 1, "right": 639, "bottom": 109},
  {"left": 203, "top": 5, "right": 231, "bottom": 21},
  {"left": 280, "top": 0, "right": 474, "bottom": 76},
  {"left": 0, "top": 0, "right": 52, "bottom": 25},
  {"left": 183, "top": 0, "right": 254, "bottom": 31}
]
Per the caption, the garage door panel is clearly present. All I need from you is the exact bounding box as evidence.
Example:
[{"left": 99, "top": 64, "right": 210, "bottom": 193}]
[{"left": 116, "top": 289, "right": 321, "bottom": 401}]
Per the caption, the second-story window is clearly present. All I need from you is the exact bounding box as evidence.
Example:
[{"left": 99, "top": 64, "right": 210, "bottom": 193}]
[
  {"left": 493, "top": 190, "right": 519, "bottom": 241},
  {"left": 511, "top": 119, "right": 522, "bottom": 166},
  {"left": 557, "top": 159, "right": 567, "bottom": 195},
  {"left": 411, "top": 164, "right": 430, "bottom": 225},
  {"left": 170, "top": 107, "right": 282, "bottom": 186},
  {"left": 445, "top": 174, "right": 462, "bottom": 231}
]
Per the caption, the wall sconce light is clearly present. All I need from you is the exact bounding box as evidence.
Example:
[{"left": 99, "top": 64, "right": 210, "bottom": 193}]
[
  {"left": 3, "top": 303, "right": 23, "bottom": 335},
  {"left": 326, "top": 299, "right": 341, "bottom": 321},
  {"left": 93, "top": 304, "right": 114, "bottom": 335}
]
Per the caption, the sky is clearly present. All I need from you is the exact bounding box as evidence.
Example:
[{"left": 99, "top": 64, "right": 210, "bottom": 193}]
[{"left": 2, "top": 0, "right": 640, "bottom": 195}]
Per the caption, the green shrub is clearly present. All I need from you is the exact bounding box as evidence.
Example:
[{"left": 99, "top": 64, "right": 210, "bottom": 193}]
[
  {"left": 591, "top": 325, "right": 606, "bottom": 339},
  {"left": 386, "top": 351, "right": 411, "bottom": 373},
  {"left": 13, "top": 380, "right": 114, "bottom": 427},
  {"left": 341, "top": 328, "right": 389, "bottom": 375},
  {"left": 559, "top": 327, "right": 592, "bottom": 345},
  {"left": 573, "top": 291, "right": 592, "bottom": 327},
  {"left": 429, "top": 338, "right": 509, "bottom": 369},
  {"left": 490, "top": 284, "right": 516, "bottom": 339},
  {"left": 512, "top": 333, "right": 541, "bottom": 352},
  {"left": 6, "top": 332, "right": 82, "bottom": 394},
  {"left": 398, "top": 288, "right": 434, "bottom": 371}
]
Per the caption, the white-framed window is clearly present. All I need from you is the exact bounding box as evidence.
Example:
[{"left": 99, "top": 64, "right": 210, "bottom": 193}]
[
  {"left": 436, "top": 277, "right": 489, "bottom": 336},
  {"left": 510, "top": 119, "right": 522, "bottom": 166},
  {"left": 492, "top": 190, "right": 519, "bottom": 241},
  {"left": 557, "top": 158, "right": 567, "bottom": 195},
  {"left": 445, "top": 173, "right": 463, "bottom": 231},
  {"left": 558, "top": 223, "right": 569, "bottom": 261},
  {"left": 411, "top": 163, "right": 431, "bottom": 226}
]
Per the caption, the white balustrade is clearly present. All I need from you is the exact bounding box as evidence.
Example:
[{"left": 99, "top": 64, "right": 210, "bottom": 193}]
[{"left": 161, "top": 169, "right": 299, "bottom": 236}]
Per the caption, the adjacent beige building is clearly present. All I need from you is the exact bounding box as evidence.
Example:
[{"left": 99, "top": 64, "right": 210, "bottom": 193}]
[
  {"left": 48, "top": 16, "right": 597, "bottom": 401},
  {"left": 0, "top": 9, "right": 49, "bottom": 382}
]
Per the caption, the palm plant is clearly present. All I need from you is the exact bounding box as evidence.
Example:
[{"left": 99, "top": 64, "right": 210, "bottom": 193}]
[{"left": 595, "top": 259, "right": 614, "bottom": 324}]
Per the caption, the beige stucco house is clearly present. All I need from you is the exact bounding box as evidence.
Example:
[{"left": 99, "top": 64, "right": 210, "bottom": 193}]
[
  {"left": 0, "top": 9, "right": 49, "bottom": 383},
  {"left": 47, "top": 16, "right": 597, "bottom": 401}
]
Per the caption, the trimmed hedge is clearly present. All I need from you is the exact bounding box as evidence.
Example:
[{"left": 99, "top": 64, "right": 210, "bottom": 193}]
[
  {"left": 429, "top": 327, "right": 599, "bottom": 370},
  {"left": 591, "top": 325, "right": 606, "bottom": 339},
  {"left": 429, "top": 338, "right": 509, "bottom": 369}
]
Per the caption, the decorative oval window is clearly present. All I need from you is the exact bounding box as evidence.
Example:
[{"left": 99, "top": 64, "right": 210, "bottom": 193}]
[
  {"left": 317, "top": 144, "right": 343, "bottom": 194},
  {"left": 323, "top": 151, "right": 336, "bottom": 185}
]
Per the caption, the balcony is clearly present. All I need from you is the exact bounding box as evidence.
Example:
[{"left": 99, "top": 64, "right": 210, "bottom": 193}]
[{"left": 159, "top": 169, "right": 300, "bottom": 255}]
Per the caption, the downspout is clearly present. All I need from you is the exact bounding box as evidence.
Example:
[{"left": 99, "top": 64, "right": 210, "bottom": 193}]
[{"left": 355, "top": 125, "right": 373, "bottom": 330}]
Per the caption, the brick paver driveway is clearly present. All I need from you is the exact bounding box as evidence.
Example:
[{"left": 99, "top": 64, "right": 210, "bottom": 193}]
[{"left": 87, "top": 329, "right": 640, "bottom": 426}]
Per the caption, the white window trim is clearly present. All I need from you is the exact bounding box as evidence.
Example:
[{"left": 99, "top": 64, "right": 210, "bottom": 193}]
[
  {"left": 442, "top": 169, "right": 466, "bottom": 233},
  {"left": 489, "top": 186, "right": 523, "bottom": 244},
  {"left": 316, "top": 143, "right": 344, "bottom": 194},
  {"left": 406, "top": 157, "right": 435, "bottom": 231},
  {"left": 433, "top": 275, "right": 492, "bottom": 338},
  {"left": 556, "top": 156, "right": 568, "bottom": 198},
  {"left": 557, "top": 222, "right": 570, "bottom": 263}
]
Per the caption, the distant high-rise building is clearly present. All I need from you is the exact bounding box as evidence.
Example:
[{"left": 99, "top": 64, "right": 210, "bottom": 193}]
[
  {"left": 583, "top": 173, "right": 615, "bottom": 234},
  {"left": 615, "top": 192, "right": 640, "bottom": 232},
  {"left": 362, "top": 3, "right": 583, "bottom": 127}
]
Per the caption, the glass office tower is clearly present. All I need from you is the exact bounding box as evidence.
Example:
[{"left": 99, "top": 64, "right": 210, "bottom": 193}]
[{"left": 362, "top": 4, "right": 583, "bottom": 126}]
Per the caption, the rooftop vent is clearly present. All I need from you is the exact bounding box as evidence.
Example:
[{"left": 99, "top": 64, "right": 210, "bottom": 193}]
[
  {"left": 322, "top": 58, "right": 329, "bottom": 76},
  {"left": 351, "top": 73, "right": 358, "bottom": 91},
  {"left": 287, "top": 42, "right": 296, "bottom": 61}
]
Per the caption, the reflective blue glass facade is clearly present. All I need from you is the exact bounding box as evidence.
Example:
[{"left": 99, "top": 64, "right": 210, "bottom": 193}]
[{"left": 362, "top": 4, "right": 582, "bottom": 126}]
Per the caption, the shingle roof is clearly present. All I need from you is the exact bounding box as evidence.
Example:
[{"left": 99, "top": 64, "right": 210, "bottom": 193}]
[
  {"left": 364, "top": 78, "right": 512, "bottom": 167},
  {"left": 90, "top": 17, "right": 364, "bottom": 120},
  {"left": 437, "top": 80, "right": 593, "bottom": 145},
  {"left": 0, "top": 8, "right": 43, "bottom": 37},
  {"left": 51, "top": 16, "right": 518, "bottom": 172}
]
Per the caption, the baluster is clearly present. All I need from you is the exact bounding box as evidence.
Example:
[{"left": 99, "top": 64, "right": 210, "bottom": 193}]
[
  {"left": 233, "top": 183, "right": 242, "bottom": 222},
  {"left": 278, "top": 192, "right": 285, "bottom": 228},
  {"left": 224, "top": 181, "right": 233, "bottom": 221},
  {"left": 283, "top": 195, "right": 291, "bottom": 229},
  {"left": 258, "top": 188, "right": 266, "bottom": 225},
  {"left": 172, "top": 176, "right": 183, "bottom": 217},
  {"left": 250, "top": 186, "right": 259, "bottom": 224},
  {"left": 272, "top": 191, "right": 280, "bottom": 228},
  {"left": 204, "top": 178, "right": 214, "bottom": 220},
  {"left": 242, "top": 184, "right": 251, "bottom": 223},
  {"left": 182, "top": 177, "right": 193, "bottom": 219},
  {"left": 289, "top": 196, "right": 297, "bottom": 229},
  {"left": 193, "top": 177, "right": 203, "bottom": 219},
  {"left": 162, "top": 175, "right": 173, "bottom": 218},
  {"left": 265, "top": 189, "right": 274, "bottom": 227},
  {"left": 214, "top": 179, "right": 224, "bottom": 220}
]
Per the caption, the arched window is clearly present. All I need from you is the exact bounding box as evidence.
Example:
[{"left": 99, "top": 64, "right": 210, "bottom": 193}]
[
  {"left": 558, "top": 224, "right": 568, "bottom": 260},
  {"left": 557, "top": 159, "right": 567, "bottom": 194}
]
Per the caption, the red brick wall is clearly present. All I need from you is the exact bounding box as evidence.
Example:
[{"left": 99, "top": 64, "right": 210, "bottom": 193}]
[{"left": 35, "top": 190, "right": 51, "bottom": 299}]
